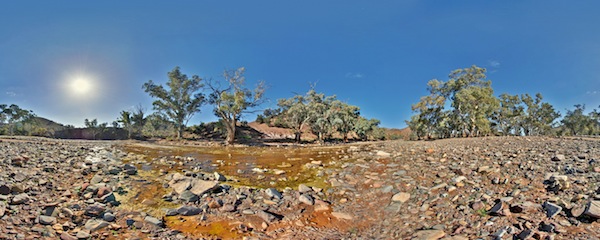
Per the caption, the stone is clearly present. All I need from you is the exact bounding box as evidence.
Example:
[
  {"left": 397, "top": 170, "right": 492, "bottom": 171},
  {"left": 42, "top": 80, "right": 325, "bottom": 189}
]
[
  {"left": 123, "top": 164, "right": 137, "bottom": 175},
  {"left": 256, "top": 210, "right": 278, "bottom": 223},
  {"left": 169, "top": 174, "right": 192, "bottom": 194},
  {"left": 583, "top": 200, "right": 600, "bottom": 218},
  {"left": 489, "top": 200, "right": 510, "bottom": 216},
  {"left": 413, "top": 229, "right": 445, "bottom": 240},
  {"left": 103, "top": 212, "right": 116, "bottom": 222},
  {"left": 59, "top": 232, "right": 77, "bottom": 240},
  {"left": 214, "top": 172, "right": 226, "bottom": 181},
  {"left": 391, "top": 192, "right": 410, "bottom": 203},
  {"left": 376, "top": 151, "right": 391, "bottom": 157},
  {"left": 177, "top": 206, "right": 202, "bottom": 216},
  {"left": 178, "top": 190, "right": 199, "bottom": 203},
  {"left": 84, "top": 204, "right": 105, "bottom": 217},
  {"left": 543, "top": 201, "right": 562, "bottom": 219},
  {"left": 84, "top": 219, "right": 109, "bottom": 231},
  {"left": 331, "top": 212, "right": 353, "bottom": 220},
  {"left": 189, "top": 179, "right": 219, "bottom": 196},
  {"left": 11, "top": 193, "right": 29, "bottom": 204},
  {"left": 39, "top": 215, "right": 57, "bottom": 225},
  {"left": 298, "top": 184, "right": 312, "bottom": 193},
  {"left": 144, "top": 216, "right": 163, "bottom": 227},
  {"left": 0, "top": 184, "right": 10, "bottom": 195},
  {"left": 516, "top": 229, "right": 533, "bottom": 240},
  {"left": 100, "top": 192, "right": 116, "bottom": 204},
  {"left": 265, "top": 188, "right": 282, "bottom": 200},
  {"left": 299, "top": 194, "right": 314, "bottom": 205},
  {"left": 75, "top": 230, "right": 91, "bottom": 239},
  {"left": 0, "top": 201, "right": 5, "bottom": 217},
  {"left": 552, "top": 154, "right": 566, "bottom": 161}
]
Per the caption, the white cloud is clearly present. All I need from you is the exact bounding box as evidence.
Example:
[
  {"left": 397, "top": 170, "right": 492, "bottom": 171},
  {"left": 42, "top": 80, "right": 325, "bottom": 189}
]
[
  {"left": 5, "top": 91, "right": 17, "bottom": 97},
  {"left": 488, "top": 60, "right": 500, "bottom": 68},
  {"left": 345, "top": 72, "right": 364, "bottom": 78},
  {"left": 586, "top": 90, "right": 598, "bottom": 95}
]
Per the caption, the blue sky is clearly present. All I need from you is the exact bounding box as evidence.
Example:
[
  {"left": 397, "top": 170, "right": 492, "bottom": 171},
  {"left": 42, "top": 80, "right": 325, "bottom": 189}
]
[{"left": 1, "top": 1, "right": 599, "bottom": 128}]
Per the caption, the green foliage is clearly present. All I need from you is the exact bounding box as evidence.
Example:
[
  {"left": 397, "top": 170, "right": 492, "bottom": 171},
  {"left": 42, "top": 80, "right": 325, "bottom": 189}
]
[
  {"left": 142, "top": 112, "right": 174, "bottom": 138},
  {"left": 143, "top": 66, "right": 205, "bottom": 139},
  {"left": 561, "top": 104, "right": 598, "bottom": 136},
  {"left": 0, "top": 104, "right": 36, "bottom": 135},
  {"left": 408, "top": 65, "right": 560, "bottom": 139},
  {"left": 208, "top": 67, "right": 265, "bottom": 145},
  {"left": 353, "top": 117, "right": 381, "bottom": 141}
]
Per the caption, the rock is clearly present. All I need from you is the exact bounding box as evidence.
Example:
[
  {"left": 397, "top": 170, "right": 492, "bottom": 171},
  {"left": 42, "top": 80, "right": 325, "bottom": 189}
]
[
  {"left": 177, "top": 206, "right": 202, "bottom": 216},
  {"left": 256, "top": 210, "right": 278, "bottom": 223},
  {"left": 331, "top": 212, "right": 353, "bottom": 220},
  {"left": 59, "top": 232, "right": 77, "bottom": 240},
  {"left": 298, "top": 184, "right": 312, "bottom": 193},
  {"left": 103, "top": 212, "right": 116, "bottom": 222},
  {"left": 84, "top": 219, "right": 109, "bottom": 231},
  {"left": 220, "top": 204, "right": 236, "bottom": 212},
  {"left": 75, "top": 230, "right": 91, "bottom": 239},
  {"left": 543, "top": 201, "right": 562, "bottom": 218},
  {"left": 123, "top": 164, "right": 137, "bottom": 175},
  {"left": 178, "top": 190, "right": 199, "bottom": 203},
  {"left": 516, "top": 229, "right": 533, "bottom": 240},
  {"left": 189, "top": 179, "right": 219, "bottom": 196},
  {"left": 214, "top": 172, "right": 226, "bottom": 181},
  {"left": 0, "top": 184, "right": 10, "bottom": 195},
  {"left": 376, "top": 151, "right": 391, "bottom": 157},
  {"left": 299, "top": 194, "right": 314, "bottom": 205},
  {"left": 552, "top": 154, "right": 566, "bottom": 161},
  {"left": 489, "top": 200, "right": 510, "bottom": 216},
  {"left": 100, "top": 192, "right": 116, "bottom": 204},
  {"left": 84, "top": 204, "right": 105, "bottom": 217},
  {"left": 452, "top": 176, "right": 467, "bottom": 184},
  {"left": 39, "top": 215, "right": 57, "bottom": 225},
  {"left": 583, "top": 200, "right": 600, "bottom": 218},
  {"left": 413, "top": 229, "right": 445, "bottom": 240},
  {"left": 0, "top": 201, "right": 5, "bottom": 217},
  {"left": 11, "top": 193, "right": 29, "bottom": 204},
  {"left": 169, "top": 174, "right": 192, "bottom": 194},
  {"left": 391, "top": 192, "right": 411, "bottom": 203},
  {"left": 265, "top": 188, "right": 282, "bottom": 200},
  {"left": 145, "top": 216, "right": 163, "bottom": 227}
]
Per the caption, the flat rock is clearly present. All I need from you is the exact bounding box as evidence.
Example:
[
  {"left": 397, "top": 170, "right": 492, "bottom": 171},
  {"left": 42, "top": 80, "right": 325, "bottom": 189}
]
[
  {"left": 179, "top": 190, "right": 199, "bottom": 203},
  {"left": 256, "top": 210, "right": 278, "bottom": 223},
  {"left": 11, "top": 193, "right": 29, "bottom": 205},
  {"left": 189, "top": 179, "right": 219, "bottom": 196},
  {"left": 84, "top": 219, "right": 109, "bottom": 231},
  {"left": 331, "top": 212, "right": 353, "bottom": 220},
  {"left": 39, "top": 215, "right": 56, "bottom": 225},
  {"left": 543, "top": 201, "right": 562, "bottom": 218},
  {"left": 145, "top": 216, "right": 164, "bottom": 227},
  {"left": 177, "top": 206, "right": 202, "bottom": 216},
  {"left": 392, "top": 192, "right": 410, "bottom": 203},
  {"left": 413, "top": 229, "right": 445, "bottom": 240},
  {"left": 298, "top": 184, "right": 312, "bottom": 193},
  {"left": 299, "top": 194, "right": 314, "bottom": 205},
  {"left": 265, "top": 188, "right": 283, "bottom": 200}
]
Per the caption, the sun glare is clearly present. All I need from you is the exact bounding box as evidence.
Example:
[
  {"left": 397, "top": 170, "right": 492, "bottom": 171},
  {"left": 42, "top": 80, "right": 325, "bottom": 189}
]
[{"left": 69, "top": 76, "right": 94, "bottom": 96}]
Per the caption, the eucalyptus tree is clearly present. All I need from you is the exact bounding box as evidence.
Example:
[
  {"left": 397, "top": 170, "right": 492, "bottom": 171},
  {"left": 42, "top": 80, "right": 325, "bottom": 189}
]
[
  {"left": 208, "top": 67, "right": 265, "bottom": 145},
  {"left": 277, "top": 93, "right": 311, "bottom": 142},
  {"left": 521, "top": 93, "right": 560, "bottom": 136},
  {"left": 143, "top": 67, "right": 205, "bottom": 139},
  {"left": 561, "top": 104, "right": 592, "bottom": 136},
  {"left": 354, "top": 117, "right": 381, "bottom": 141},
  {"left": 117, "top": 111, "right": 133, "bottom": 139},
  {"left": 493, "top": 94, "right": 523, "bottom": 135},
  {"left": 331, "top": 101, "right": 360, "bottom": 142},
  {"left": 409, "top": 65, "right": 498, "bottom": 138}
]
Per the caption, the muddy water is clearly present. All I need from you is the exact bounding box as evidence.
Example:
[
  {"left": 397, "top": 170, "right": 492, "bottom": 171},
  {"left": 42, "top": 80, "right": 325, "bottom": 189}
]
[
  {"left": 121, "top": 143, "right": 351, "bottom": 189},
  {"left": 117, "top": 143, "right": 358, "bottom": 238}
]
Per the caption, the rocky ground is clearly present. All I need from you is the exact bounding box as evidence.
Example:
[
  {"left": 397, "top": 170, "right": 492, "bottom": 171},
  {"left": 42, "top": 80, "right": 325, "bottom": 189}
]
[{"left": 0, "top": 136, "right": 599, "bottom": 239}]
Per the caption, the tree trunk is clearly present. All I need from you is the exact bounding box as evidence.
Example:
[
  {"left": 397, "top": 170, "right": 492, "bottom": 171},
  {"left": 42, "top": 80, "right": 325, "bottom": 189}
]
[
  {"left": 294, "top": 132, "right": 301, "bottom": 143},
  {"left": 177, "top": 126, "right": 183, "bottom": 139},
  {"left": 225, "top": 120, "right": 236, "bottom": 145}
]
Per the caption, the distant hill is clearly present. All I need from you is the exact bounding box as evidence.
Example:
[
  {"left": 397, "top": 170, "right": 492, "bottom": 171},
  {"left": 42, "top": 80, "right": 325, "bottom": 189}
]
[
  {"left": 382, "top": 127, "right": 411, "bottom": 140},
  {"left": 29, "top": 116, "right": 68, "bottom": 132}
]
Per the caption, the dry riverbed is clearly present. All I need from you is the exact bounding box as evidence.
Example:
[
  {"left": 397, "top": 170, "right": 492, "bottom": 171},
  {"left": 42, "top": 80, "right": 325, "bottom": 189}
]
[{"left": 0, "top": 136, "right": 599, "bottom": 239}]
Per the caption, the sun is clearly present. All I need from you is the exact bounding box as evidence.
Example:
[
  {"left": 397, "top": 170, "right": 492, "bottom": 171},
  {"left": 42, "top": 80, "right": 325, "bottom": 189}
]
[{"left": 69, "top": 76, "right": 94, "bottom": 96}]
